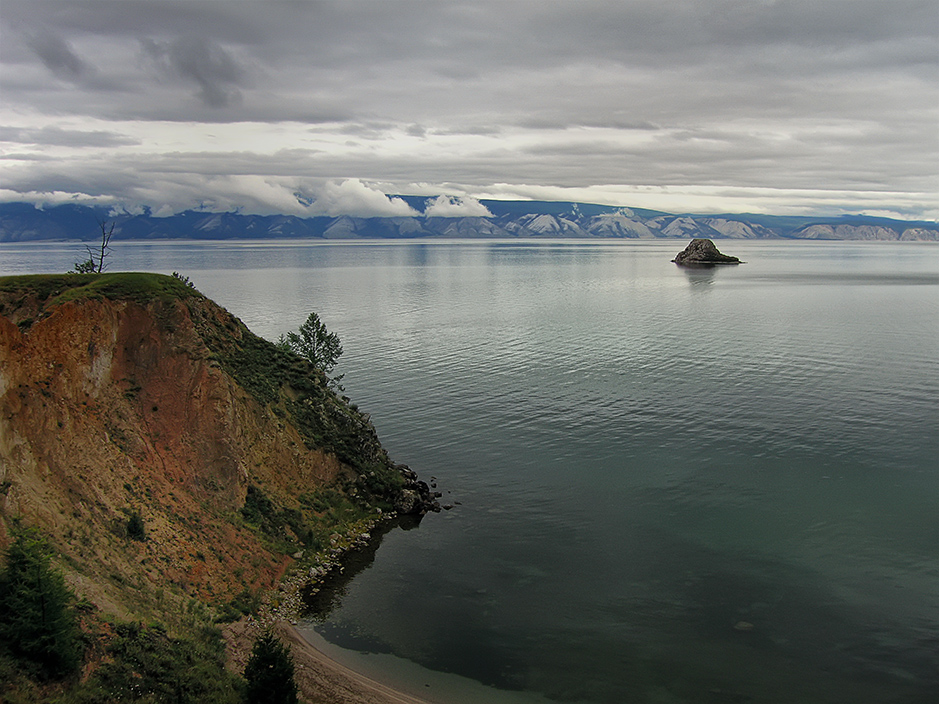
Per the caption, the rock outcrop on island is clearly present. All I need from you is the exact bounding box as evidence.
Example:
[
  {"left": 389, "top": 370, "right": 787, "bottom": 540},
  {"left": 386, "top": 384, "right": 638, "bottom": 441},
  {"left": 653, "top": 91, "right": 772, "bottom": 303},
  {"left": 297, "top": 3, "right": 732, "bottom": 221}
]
[{"left": 672, "top": 238, "right": 742, "bottom": 266}]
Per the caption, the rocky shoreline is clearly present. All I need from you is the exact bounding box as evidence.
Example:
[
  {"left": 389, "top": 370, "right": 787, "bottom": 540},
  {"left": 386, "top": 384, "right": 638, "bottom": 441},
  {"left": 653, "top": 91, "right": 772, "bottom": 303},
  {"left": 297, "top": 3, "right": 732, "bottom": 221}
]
[
  {"left": 393, "top": 463, "right": 445, "bottom": 515},
  {"left": 250, "top": 466, "right": 440, "bottom": 628},
  {"left": 225, "top": 484, "right": 442, "bottom": 703}
]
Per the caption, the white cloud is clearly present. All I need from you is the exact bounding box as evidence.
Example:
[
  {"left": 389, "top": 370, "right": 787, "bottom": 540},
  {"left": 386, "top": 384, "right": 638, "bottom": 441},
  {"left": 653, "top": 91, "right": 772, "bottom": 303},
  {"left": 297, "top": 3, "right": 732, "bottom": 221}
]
[
  {"left": 307, "top": 179, "right": 418, "bottom": 218},
  {"left": 115, "top": 174, "right": 311, "bottom": 217},
  {"left": 108, "top": 203, "right": 147, "bottom": 217},
  {"left": 0, "top": 188, "right": 112, "bottom": 208},
  {"left": 423, "top": 195, "right": 492, "bottom": 218},
  {"left": 124, "top": 177, "right": 418, "bottom": 218}
]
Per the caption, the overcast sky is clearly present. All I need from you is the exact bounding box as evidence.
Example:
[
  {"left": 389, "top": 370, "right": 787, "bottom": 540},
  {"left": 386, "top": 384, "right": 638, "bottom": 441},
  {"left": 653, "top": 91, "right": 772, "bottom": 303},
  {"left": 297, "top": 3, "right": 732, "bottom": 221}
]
[{"left": 1, "top": 0, "right": 936, "bottom": 219}]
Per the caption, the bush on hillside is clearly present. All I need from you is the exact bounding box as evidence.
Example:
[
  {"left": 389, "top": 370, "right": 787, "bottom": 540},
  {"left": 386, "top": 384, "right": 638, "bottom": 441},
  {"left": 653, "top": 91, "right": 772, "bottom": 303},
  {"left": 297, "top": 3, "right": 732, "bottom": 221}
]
[
  {"left": 63, "top": 621, "right": 242, "bottom": 704},
  {"left": 126, "top": 510, "right": 146, "bottom": 541},
  {"left": 0, "top": 526, "right": 82, "bottom": 679}
]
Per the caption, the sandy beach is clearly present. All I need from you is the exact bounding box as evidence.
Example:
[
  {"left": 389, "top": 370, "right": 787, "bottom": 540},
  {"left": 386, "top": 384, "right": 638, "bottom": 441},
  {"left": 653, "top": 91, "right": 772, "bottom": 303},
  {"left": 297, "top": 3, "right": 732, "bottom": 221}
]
[{"left": 225, "top": 619, "right": 434, "bottom": 704}]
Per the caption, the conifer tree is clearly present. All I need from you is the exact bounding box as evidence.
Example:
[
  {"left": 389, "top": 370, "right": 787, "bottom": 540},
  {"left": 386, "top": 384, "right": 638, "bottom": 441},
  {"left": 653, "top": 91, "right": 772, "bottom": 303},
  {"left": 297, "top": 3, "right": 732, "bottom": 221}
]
[
  {"left": 243, "top": 630, "right": 298, "bottom": 704},
  {"left": 278, "top": 312, "right": 344, "bottom": 388},
  {"left": 0, "top": 526, "right": 81, "bottom": 678}
]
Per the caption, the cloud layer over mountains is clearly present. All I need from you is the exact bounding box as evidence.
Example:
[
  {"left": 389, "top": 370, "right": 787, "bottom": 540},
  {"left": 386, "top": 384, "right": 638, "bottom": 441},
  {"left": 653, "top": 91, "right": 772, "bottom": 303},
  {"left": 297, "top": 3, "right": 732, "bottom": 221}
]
[{"left": 1, "top": 1, "right": 936, "bottom": 219}]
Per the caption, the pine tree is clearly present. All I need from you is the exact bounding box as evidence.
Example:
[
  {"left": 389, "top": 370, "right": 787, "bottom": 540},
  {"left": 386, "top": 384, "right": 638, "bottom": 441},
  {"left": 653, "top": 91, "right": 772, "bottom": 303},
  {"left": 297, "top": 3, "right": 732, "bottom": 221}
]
[
  {"left": 278, "top": 311, "right": 344, "bottom": 389},
  {"left": 0, "top": 526, "right": 81, "bottom": 678},
  {"left": 243, "top": 630, "right": 298, "bottom": 704}
]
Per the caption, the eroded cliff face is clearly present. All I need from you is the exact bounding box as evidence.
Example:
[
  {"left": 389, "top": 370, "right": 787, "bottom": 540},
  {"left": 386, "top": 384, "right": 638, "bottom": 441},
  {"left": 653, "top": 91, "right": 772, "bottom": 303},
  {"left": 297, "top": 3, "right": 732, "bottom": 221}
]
[{"left": 0, "top": 276, "right": 419, "bottom": 620}]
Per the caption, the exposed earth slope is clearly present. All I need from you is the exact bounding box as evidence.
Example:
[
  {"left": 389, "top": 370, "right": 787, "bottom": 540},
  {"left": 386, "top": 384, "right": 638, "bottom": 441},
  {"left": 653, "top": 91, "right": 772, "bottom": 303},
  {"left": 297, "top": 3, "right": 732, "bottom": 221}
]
[{"left": 0, "top": 273, "right": 434, "bottom": 627}]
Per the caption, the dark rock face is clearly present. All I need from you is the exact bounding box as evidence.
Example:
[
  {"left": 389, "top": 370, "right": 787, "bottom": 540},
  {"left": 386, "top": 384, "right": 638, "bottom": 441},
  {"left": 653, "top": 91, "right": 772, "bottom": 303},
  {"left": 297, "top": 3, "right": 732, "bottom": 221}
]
[
  {"left": 394, "top": 464, "right": 441, "bottom": 514},
  {"left": 672, "top": 238, "right": 742, "bottom": 266}
]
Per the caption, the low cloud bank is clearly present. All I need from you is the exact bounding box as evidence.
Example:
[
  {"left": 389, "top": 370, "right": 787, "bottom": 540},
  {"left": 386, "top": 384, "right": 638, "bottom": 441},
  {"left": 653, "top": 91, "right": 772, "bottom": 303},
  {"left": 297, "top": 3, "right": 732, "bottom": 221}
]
[{"left": 424, "top": 195, "right": 493, "bottom": 217}]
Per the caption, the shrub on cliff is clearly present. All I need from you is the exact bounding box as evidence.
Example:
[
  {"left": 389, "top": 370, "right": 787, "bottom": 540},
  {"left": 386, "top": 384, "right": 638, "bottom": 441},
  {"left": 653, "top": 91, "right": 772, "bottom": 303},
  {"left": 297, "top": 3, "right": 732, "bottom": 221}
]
[
  {"left": 243, "top": 631, "right": 298, "bottom": 704},
  {"left": 64, "top": 621, "right": 242, "bottom": 703},
  {"left": 0, "top": 526, "right": 82, "bottom": 679},
  {"left": 126, "top": 510, "right": 146, "bottom": 541}
]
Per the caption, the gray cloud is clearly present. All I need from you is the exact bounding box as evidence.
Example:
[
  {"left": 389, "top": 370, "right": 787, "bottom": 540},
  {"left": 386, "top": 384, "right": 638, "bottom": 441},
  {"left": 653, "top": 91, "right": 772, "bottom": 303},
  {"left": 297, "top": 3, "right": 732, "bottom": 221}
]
[
  {"left": 141, "top": 35, "right": 247, "bottom": 108},
  {"left": 0, "top": 125, "right": 138, "bottom": 148},
  {"left": 0, "top": 0, "right": 935, "bottom": 219},
  {"left": 27, "top": 32, "right": 94, "bottom": 81}
]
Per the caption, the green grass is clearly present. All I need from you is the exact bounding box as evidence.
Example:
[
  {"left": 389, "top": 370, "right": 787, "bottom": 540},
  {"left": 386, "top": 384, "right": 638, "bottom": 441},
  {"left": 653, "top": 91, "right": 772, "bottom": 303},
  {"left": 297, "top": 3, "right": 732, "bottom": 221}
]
[
  {"left": 0, "top": 272, "right": 203, "bottom": 307},
  {"left": 55, "top": 621, "right": 243, "bottom": 704},
  {"left": 239, "top": 484, "right": 377, "bottom": 555},
  {"left": 1, "top": 530, "right": 242, "bottom": 704}
]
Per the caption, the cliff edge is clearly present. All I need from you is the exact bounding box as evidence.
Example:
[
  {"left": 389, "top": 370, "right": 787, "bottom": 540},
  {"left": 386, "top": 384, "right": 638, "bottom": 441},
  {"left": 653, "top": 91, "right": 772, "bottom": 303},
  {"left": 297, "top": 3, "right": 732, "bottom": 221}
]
[{"left": 0, "top": 272, "right": 435, "bottom": 625}]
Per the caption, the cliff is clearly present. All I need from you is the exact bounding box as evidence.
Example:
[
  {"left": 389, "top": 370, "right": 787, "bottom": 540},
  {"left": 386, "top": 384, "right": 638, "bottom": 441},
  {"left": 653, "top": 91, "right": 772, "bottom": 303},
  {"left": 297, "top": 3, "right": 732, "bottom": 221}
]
[{"left": 0, "top": 272, "right": 434, "bottom": 624}]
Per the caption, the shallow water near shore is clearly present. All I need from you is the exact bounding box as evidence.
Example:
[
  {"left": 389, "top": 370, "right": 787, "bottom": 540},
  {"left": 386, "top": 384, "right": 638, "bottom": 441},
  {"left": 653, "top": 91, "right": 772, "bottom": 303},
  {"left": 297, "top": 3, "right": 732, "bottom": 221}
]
[{"left": 3, "top": 239, "right": 938, "bottom": 702}]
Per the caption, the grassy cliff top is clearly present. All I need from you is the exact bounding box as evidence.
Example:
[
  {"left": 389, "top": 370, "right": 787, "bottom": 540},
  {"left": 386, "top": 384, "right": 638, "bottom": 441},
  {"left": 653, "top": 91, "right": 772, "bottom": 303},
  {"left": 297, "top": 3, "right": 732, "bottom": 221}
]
[{"left": 0, "top": 272, "right": 203, "bottom": 307}]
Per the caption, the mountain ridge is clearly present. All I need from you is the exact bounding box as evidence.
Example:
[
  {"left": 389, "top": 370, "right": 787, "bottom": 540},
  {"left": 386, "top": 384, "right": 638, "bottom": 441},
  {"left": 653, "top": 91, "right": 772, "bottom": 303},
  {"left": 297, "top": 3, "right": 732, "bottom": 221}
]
[{"left": 2, "top": 200, "right": 937, "bottom": 243}]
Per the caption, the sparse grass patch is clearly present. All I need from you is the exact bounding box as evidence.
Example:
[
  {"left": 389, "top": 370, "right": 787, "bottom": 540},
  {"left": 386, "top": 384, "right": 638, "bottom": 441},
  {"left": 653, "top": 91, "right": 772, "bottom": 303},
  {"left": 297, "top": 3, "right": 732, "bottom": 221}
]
[
  {"left": 214, "top": 588, "right": 261, "bottom": 624},
  {"left": 0, "top": 273, "right": 203, "bottom": 309}
]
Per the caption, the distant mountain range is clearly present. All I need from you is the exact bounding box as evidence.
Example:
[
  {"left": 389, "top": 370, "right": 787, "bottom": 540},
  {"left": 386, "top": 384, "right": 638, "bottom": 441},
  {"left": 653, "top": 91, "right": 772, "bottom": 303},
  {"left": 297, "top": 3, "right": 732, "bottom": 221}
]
[{"left": 1, "top": 199, "right": 937, "bottom": 242}]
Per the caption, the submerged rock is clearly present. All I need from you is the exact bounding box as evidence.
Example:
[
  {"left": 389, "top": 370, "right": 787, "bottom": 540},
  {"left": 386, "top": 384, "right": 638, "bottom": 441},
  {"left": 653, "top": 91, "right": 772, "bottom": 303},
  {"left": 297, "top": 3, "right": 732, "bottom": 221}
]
[{"left": 672, "top": 238, "right": 742, "bottom": 266}]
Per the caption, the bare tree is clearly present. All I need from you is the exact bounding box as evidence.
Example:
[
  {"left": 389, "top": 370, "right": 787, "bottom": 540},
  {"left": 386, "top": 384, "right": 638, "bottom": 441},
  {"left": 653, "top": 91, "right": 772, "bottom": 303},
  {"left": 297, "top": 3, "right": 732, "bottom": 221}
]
[
  {"left": 72, "top": 219, "right": 115, "bottom": 273},
  {"left": 91, "top": 219, "right": 115, "bottom": 273}
]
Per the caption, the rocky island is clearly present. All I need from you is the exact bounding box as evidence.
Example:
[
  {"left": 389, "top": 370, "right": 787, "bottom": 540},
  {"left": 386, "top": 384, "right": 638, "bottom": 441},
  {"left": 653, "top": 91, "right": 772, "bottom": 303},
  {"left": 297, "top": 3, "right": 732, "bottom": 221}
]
[
  {"left": 672, "top": 238, "right": 743, "bottom": 266},
  {"left": 0, "top": 272, "right": 437, "bottom": 703}
]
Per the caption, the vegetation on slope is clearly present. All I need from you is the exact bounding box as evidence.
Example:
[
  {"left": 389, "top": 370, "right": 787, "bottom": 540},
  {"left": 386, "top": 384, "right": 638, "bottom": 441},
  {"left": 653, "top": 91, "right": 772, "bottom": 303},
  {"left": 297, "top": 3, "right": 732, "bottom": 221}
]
[
  {"left": 0, "top": 272, "right": 431, "bottom": 702},
  {"left": 186, "top": 285, "right": 407, "bottom": 505},
  {"left": 0, "top": 529, "right": 252, "bottom": 703},
  {"left": 0, "top": 526, "right": 83, "bottom": 681}
]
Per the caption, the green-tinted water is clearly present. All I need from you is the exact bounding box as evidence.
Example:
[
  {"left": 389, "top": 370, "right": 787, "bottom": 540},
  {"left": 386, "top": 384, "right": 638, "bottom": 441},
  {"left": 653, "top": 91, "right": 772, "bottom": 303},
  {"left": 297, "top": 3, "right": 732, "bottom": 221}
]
[{"left": 4, "top": 239, "right": 937, "bottom": 702}]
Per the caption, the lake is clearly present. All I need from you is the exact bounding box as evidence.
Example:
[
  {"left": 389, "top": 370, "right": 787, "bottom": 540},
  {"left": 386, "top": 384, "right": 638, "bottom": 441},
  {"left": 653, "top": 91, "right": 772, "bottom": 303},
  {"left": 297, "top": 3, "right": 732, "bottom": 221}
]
[{"left": 3, "top": 238, "right": 938, "bottom": 703}]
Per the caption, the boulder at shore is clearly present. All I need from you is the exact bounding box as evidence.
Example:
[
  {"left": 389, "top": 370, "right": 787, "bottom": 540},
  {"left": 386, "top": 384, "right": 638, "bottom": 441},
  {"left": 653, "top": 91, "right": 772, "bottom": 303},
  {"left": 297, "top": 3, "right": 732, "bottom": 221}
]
[{"left": 672, "top": 238, "right": 742, "bottom": 266}]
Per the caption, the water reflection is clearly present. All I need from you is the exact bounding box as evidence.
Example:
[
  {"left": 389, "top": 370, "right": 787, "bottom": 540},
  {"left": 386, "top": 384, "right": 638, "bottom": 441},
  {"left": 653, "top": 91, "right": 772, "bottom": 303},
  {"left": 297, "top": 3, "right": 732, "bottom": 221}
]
[
  {"left": 678, "top": 263, "right": 720, "bottom": 287},
  {"left": 302, "top": 515, "right": 424, "bottom": 619}
]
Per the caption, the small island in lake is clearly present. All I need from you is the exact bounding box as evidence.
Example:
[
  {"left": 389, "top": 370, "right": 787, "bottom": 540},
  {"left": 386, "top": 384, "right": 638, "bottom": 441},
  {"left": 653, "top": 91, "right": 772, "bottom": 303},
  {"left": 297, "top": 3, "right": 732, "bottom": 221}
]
[{"left": 672, "top": 238, "right": 743, "bottom": 266}]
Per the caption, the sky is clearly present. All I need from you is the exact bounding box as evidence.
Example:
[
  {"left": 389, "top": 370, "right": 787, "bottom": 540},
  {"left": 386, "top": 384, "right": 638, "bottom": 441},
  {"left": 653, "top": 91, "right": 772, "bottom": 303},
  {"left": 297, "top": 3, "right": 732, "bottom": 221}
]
[{"left": 1, "top": 0, "right": 937, "bottom": 220}]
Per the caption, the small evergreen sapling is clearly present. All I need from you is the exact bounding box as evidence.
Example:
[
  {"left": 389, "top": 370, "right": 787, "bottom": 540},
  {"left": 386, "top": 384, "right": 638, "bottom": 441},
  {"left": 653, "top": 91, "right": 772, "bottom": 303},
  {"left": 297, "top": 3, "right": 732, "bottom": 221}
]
[
  {"left": 126, "top": 510, "right": 146, "bottom": 541},
  {"left": 243, "top": 630, "right": 298, "bottom": 704},
  {"left": 0, "top": 526, "right": 81, "bottom": 678}
]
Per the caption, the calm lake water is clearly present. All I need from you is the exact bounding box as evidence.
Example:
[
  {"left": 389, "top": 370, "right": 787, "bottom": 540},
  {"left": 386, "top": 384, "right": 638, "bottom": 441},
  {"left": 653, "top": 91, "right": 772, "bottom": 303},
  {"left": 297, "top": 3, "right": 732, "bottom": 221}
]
[{"left": 3, "top": 239, "right": 938, "bottom": 703}]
